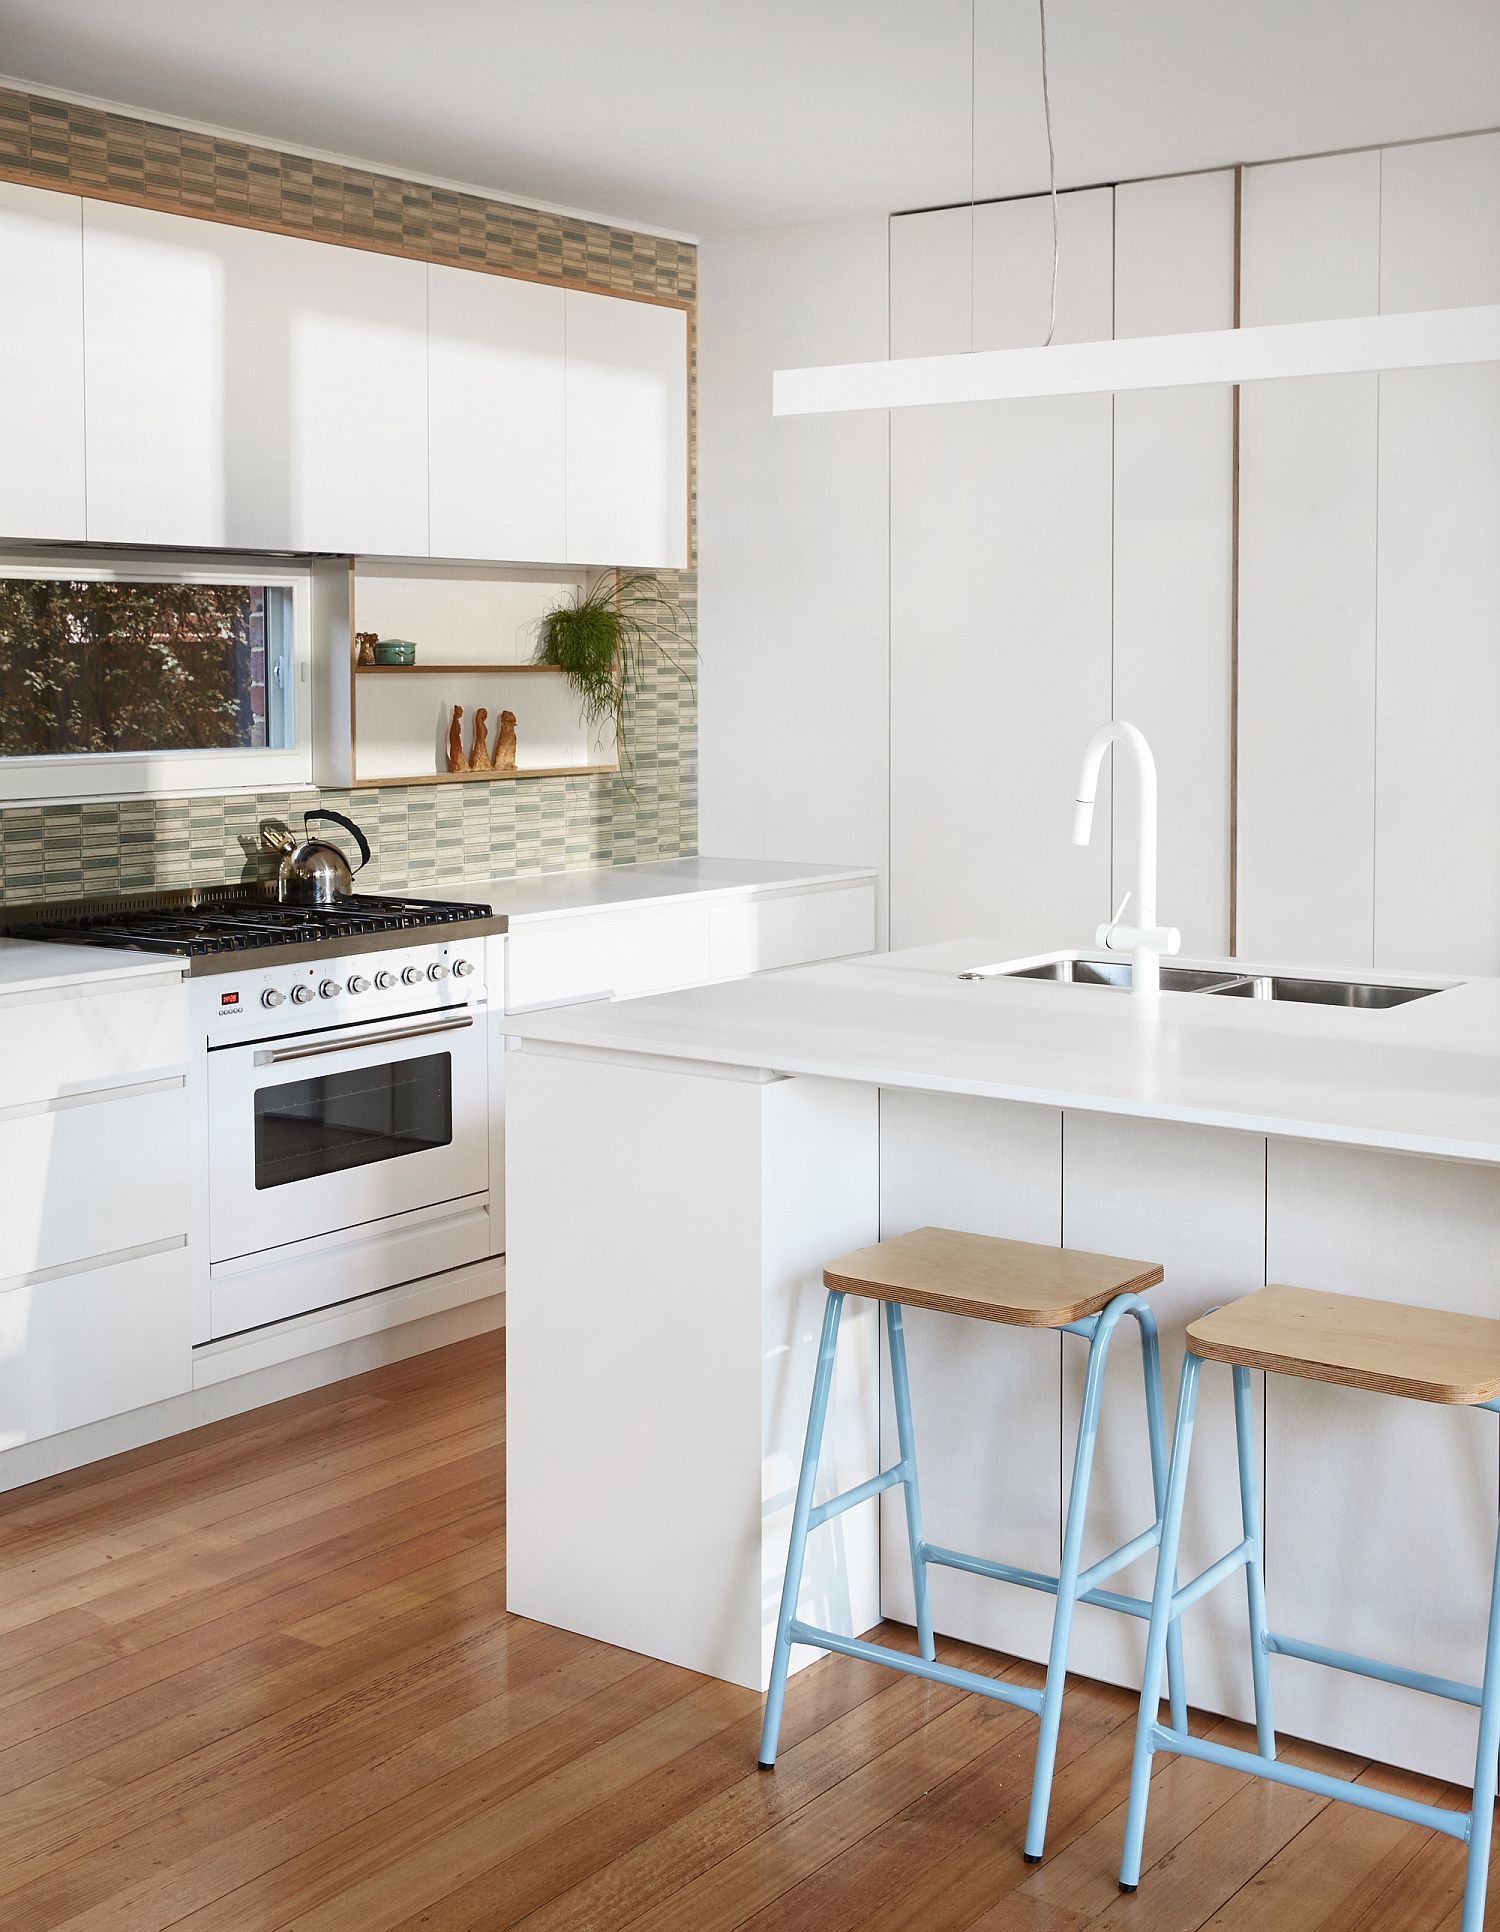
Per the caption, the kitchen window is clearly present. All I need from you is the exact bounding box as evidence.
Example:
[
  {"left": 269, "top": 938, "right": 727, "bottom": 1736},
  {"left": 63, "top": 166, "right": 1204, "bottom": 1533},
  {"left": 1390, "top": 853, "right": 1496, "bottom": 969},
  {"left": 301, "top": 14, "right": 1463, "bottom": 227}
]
[{"left": 0, "top": 551, "right": 312, "bottom": 800}]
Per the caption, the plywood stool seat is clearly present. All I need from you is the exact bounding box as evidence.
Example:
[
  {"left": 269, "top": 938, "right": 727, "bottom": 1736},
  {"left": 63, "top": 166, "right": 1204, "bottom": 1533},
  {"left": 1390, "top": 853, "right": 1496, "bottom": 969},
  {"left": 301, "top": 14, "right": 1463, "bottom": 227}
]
[
  {"left": 1187, "top": 1283, "right": 1500, "bottom": 1406},
  {"left": 824, "top": 1225, "right": 1163, "bottom": 1329},
  {"left": 762, "top": 1222, "right": 1179, "bottom": 1867}
]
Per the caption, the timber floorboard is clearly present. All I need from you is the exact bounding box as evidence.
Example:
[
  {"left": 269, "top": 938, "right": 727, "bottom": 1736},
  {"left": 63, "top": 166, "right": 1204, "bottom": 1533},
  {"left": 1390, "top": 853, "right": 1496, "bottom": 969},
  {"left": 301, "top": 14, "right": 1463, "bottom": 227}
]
[{"left": 0, "top": 1330, "right": 1479, "bottom": 1930}]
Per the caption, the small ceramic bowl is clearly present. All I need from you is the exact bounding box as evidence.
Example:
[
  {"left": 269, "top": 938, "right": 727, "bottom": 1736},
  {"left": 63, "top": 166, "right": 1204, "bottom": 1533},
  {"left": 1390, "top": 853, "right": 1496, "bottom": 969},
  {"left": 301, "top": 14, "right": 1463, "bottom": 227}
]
[{"left": 373, "top": 639, "right": 416, "bottom": 666}]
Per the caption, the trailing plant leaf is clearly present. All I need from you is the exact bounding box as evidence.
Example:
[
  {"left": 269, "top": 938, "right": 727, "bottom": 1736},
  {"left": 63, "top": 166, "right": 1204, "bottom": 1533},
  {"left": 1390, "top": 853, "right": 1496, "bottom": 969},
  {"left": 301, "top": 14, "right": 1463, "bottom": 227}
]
[{"left": 532, "top": 572, "right": 695, "bottom": 775}]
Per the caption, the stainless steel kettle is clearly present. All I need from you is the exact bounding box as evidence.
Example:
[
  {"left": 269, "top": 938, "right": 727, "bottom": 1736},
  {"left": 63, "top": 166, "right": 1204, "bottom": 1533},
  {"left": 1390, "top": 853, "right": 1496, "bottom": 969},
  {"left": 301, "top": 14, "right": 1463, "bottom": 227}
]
[{"left": 269, "top": 810, "right": 372, "bottom": 905}]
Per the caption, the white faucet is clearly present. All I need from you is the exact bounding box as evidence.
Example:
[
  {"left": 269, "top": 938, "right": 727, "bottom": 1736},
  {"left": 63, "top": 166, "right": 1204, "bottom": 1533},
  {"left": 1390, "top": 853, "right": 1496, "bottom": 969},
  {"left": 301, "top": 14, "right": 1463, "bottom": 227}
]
[{"left": 1071, "top": 720, "right": 1181, "bottom": 997}]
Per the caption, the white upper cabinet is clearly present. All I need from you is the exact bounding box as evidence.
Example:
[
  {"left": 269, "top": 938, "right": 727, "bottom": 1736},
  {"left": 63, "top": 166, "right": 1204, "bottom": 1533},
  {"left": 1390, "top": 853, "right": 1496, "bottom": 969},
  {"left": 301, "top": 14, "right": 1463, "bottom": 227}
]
[
  {"left": 0, "top": 182, "right": 85, "bottom": 541},
  {"left": 83, "top": 201, "right": 428, "bottom": 553},
  {"left": 428, "top": 265, "right": 566, "bottom": 563},
  {"left": 564, "top": 289, "right": 689, "bottom": 568}
]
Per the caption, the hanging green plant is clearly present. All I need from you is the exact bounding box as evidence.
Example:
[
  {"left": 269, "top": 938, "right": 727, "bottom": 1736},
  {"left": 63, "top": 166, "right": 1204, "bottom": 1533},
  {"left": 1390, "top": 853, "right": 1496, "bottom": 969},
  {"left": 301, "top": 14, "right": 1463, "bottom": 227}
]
[{"left": 532, "top": 572, "right": 695, "bottom": 775}]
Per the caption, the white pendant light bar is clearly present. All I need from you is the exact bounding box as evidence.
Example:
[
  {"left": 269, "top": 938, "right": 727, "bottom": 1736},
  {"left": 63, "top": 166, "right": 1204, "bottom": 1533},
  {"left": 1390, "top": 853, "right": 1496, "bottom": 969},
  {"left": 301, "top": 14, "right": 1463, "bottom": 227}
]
[{"left": 772, "top": 302, "right": 1500, "bottom": 417}]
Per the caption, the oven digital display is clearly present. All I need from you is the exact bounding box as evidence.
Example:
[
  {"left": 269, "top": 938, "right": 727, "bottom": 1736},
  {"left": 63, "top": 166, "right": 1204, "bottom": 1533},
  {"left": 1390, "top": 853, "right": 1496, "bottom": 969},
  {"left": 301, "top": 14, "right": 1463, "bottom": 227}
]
[
  {"left": 220, "top": 991, "right": 239, "bottom": 1006},
  {"left": 252, "top": 1052, "right": 453, "bottom": 1190}
]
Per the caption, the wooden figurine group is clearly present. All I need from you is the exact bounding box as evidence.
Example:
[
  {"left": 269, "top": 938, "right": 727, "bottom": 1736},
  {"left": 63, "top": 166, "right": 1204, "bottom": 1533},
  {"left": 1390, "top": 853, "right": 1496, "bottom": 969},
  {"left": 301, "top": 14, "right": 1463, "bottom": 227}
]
[{"left": 447, "top": 704, "right": 518, "bottom": 774}]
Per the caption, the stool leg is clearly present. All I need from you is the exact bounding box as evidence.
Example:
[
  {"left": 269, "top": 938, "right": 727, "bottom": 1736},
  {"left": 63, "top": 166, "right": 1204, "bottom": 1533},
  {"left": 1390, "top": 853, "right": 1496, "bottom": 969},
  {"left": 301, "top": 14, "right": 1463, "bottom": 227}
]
[
  {"left": 759, "top": 1288, "right": 845, "bottom": 1770},
  {"left": 884, "top": 1301, "right": 935, "bottom": 1663},
  {"left": 1024, "top": 1307, "right": 1119, "bottom": 1863},
  {"left": 1120, "top": 1351, "right": 1203, "bottom": 1892},
  {"left": 1461, "top": 1513, "right": 1500, "bottom": 1932},
  {"left": 1232, "top": 1364, "right": 1276, "bottom": 1761},
  {"left": 1136, "top": 1304, "right": 1188, "bottom": 1736}
]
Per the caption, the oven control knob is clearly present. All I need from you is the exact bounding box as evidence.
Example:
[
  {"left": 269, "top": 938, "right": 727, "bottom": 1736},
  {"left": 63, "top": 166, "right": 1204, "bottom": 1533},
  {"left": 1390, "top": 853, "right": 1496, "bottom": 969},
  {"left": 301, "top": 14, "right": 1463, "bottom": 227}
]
[
  {"left": 319, "top": 979, "right": 342, "bottom": 1000},
  {"left": 427, "top": 961, "right": 450, "bottom": 981},
  {"left": 374, "top": 970, "right": 397, "bottom": 990},
  {"left": 452, "top": 958, "right": 474, "bottom": 978},
  {"left": 347, "top": 975, "right": 370, "bottom": 995},
  {"left": 290, "top": 983, "right": 315, "bottom": 1004},
  {"left": 261, "top": 988, "right": 285, "bottom": 1008},
  {"left": 401, "top": 965, "right": 424, "bottom": 986}
]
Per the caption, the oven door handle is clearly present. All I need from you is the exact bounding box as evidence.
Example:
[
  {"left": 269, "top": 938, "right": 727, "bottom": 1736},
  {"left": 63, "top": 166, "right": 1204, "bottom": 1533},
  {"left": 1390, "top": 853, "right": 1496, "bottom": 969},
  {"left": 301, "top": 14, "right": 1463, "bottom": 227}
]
[{"left": 253, "top": 1013, "right": 475, "bottom": 1066}]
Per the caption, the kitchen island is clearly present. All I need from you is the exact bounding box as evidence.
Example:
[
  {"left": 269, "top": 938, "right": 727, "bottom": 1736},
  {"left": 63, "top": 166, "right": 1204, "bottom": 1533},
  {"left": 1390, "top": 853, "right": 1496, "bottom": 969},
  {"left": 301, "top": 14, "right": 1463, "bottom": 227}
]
[{"left": 505, "top": 935, "right": 1500, "bottom": 1783}]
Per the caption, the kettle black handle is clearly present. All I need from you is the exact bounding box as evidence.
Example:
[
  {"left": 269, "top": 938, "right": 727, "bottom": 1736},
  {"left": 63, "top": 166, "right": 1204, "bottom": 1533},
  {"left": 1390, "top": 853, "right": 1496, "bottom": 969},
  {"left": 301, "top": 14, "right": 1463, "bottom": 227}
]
[{"left": 303, "top": 809, "right": 371, "bottom": 873}]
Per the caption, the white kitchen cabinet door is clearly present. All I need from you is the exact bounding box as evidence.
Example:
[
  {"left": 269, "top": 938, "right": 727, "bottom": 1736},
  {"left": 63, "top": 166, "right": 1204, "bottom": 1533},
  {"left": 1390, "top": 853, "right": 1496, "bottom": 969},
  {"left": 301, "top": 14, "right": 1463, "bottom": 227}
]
[
  {"left": 84, "top": 201, "right": 428, "bottom": 553},
  {"left": 0, "top": 182, "right": 85, "bottom": 541},
  {"left": 1374, "top": 133, "right": 1500, "bottom": 976},
  {"left": 1237, "top": 151, "right": 1381, "bottom": 965},
  {"left": 1112, "top": 172, "right": 1236, "bottom": 955},
  {"left": 428, "top": 265, "right": 566, "bottom": 563},
  {"left": 0, "top": 1246, "right": 191, "bottom": 1449},
  {"left": 888, "top": 192, "right": 1114, "bottom": 951},
  {"left": 564, "top": 289, "right": 689, "bottom": 568}
]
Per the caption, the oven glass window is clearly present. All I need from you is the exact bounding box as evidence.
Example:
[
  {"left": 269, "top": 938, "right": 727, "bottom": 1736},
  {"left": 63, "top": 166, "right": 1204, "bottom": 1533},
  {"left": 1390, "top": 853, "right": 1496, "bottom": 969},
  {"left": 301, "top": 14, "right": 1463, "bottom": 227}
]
[{"left": 254, "top": 1052, "right": 452, "bottom": 1190}]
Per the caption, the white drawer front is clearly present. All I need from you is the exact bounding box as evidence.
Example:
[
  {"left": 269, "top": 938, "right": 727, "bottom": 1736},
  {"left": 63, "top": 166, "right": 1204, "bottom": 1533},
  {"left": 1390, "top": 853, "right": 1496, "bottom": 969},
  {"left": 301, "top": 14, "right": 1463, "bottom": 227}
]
[
  {"left": 709, "top": 885, "right": 876, "bottom": 980},
  {"left": 0, "top": 1245, "right": 191, "bottom": 1448},
  {"left": 0, "top": 979, "right": 188, "bottom": 1110},
  {"left": 506, "top": 906, "right": 712, "bottom": 1011},
  {"left": 0, "top": 1084, "right": 189, "bottom": 1281}
]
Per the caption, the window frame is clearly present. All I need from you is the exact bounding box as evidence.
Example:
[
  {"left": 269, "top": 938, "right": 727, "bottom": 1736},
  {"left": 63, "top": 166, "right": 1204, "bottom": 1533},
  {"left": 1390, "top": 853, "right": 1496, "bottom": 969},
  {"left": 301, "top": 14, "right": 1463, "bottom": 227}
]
[{"left": 0, "top": 548, "right": 313, "bottom": 803}]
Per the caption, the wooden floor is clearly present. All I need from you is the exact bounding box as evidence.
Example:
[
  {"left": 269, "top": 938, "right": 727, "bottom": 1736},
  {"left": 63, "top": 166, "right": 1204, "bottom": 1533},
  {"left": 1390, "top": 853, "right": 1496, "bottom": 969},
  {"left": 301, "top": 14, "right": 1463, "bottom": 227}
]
[{"left": 0, "top": 1332, "right": 1485, "bottom": 1931}]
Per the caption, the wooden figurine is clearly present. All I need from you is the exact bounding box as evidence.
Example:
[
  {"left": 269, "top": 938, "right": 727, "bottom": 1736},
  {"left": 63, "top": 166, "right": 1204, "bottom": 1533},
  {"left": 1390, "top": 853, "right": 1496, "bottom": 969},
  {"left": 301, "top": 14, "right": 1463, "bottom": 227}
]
[
  {"left": 468, "top": 706, "right": 492, "bottom": 771},
  {"left": 355, "top": 631, "right": 378, "bottom": 666},
  {"left": 446, "top": 704, "right": 466, "bottom": 773},
  {"left": 494, "top": 709, "right": 518, "bottom": 772}
]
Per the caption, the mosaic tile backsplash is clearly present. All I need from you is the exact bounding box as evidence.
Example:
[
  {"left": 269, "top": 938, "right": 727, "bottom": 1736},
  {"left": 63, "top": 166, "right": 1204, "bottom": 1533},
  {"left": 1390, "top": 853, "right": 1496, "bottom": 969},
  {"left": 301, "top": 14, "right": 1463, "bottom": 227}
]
[{"left": 0, "top": 86, "right": 697, "bottom": 905}]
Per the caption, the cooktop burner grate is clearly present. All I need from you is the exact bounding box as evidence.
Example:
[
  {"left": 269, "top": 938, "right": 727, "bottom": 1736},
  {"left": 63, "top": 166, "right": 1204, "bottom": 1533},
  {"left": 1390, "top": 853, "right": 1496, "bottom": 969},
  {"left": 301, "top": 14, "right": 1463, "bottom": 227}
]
[{"left": 2, "top": 892, "right": 496, "bottom": 957}]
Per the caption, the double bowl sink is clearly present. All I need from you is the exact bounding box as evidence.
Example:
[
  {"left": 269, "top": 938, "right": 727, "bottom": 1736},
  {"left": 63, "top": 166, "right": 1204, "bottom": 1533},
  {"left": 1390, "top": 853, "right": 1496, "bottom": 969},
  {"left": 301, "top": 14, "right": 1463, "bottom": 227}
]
[{"left": 962, "top": 955, "right": 1444, "bottom": 1008}]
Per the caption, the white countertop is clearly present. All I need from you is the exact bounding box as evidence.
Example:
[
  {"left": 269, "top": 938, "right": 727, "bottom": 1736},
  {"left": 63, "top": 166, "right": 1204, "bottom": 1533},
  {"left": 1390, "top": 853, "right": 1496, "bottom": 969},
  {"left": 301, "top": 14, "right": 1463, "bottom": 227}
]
[
  {"left": 432, "top": 856, "right": 876, "bottom": 923},
  {"left": 507, "top": 931, "right": 1500, "bottom": 1164},
  {"left": 0, "top": 936, "right": 187, "bottom": 1000}
]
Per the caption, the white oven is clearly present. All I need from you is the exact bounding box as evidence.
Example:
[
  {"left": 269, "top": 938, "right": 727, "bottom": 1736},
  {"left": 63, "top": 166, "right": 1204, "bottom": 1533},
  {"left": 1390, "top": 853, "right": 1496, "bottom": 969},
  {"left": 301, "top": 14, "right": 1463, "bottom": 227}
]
[{"left": 207, "top": 1001, "right": 489, "bottom": 1264}]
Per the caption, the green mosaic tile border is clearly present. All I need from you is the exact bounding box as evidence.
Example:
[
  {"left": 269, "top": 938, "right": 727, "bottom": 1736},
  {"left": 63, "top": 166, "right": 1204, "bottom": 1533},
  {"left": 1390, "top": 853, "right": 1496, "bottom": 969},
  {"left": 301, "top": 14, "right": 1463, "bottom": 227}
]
[{"left": 0, "top": 87, "right": 697, "bottom": 903}]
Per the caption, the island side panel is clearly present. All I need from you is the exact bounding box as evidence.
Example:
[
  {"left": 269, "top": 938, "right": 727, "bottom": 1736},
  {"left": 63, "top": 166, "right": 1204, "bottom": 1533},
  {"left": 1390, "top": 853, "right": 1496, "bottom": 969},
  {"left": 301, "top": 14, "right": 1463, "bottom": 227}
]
[
  {"left": 1060, "top": 1113, "right": 1268, "bottom": 1717},
  {"left": 505, "top": 1044, "right": 880, "bottom": 1691},
  {"left": 1264, "top": 1141, "right": 1500, "bottom": 1784},
  {"left": 876, "top": 1090, "right": 1066, "bottom": 1664}
]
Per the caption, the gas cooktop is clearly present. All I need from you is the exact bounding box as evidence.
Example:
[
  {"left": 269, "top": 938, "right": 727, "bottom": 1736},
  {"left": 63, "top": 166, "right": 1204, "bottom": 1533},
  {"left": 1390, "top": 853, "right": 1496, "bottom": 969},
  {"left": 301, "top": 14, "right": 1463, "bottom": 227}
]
[{"left": 1, "top": 886, "right": 507, "bottom": 974}]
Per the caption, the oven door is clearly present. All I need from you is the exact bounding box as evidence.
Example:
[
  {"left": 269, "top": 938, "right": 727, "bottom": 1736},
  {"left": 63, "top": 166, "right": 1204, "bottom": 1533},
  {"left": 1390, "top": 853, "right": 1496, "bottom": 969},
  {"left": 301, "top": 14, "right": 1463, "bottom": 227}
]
[{"left": 207, "top": 1008, "right": 488, "bottom": 1263}]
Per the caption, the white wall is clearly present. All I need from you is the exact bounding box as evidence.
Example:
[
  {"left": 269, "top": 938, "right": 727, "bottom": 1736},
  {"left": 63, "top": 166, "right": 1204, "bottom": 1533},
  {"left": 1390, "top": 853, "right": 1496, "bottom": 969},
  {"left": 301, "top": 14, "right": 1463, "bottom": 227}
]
[
  {"left": 698, "top": 130, "right": 1500, "bottom": 975},
  {"left": 697, "top": 217, "right": 891, "bottom": 944}
]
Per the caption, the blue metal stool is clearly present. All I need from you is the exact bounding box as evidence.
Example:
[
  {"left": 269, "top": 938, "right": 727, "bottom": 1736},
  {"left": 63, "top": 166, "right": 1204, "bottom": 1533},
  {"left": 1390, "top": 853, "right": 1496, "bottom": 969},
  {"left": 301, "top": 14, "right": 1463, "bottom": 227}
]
[
  {"left": 1120, "top": 1283, "right": 1500, "bottom": 1931},
  {"left": 759, "top": 1225, "right": 1187, "bottom": 1861}
]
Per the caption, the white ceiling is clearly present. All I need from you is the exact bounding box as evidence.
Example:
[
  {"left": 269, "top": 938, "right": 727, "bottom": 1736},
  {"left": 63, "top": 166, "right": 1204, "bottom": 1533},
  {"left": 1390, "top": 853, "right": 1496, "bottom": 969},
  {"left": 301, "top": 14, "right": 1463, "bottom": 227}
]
[{"left": 3, "top": 0, "right": 1498, "bottom": 237}]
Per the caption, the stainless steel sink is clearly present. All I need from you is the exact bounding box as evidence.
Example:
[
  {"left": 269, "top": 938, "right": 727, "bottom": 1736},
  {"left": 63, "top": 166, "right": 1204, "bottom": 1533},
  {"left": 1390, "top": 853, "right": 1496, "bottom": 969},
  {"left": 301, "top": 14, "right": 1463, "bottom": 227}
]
[
  {"left": 962, "top": 954, "right": 1448, "bottom": 1005},
  {"left": 970, "top": 957, "right": 1244, "bottom": 993},
  {"left": 1204, "top": 974, "right": 1440, "bottom": 1008}
]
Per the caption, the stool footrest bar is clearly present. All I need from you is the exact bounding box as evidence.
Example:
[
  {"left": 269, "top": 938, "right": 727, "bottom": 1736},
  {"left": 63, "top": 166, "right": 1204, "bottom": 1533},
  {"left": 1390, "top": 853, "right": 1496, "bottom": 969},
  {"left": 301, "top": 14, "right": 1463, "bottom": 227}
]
[
  {"left": 786, "top": 1621, "right": 1046, "bottom": 1715},
  {"left": 806, "top": 1463, "right": 910, "bottom": 1530},
  {"left": 1075, "top": 1524, "right": 1163, "bottom": 1597},
  {"left": 1150, "top": 1726, "right": 1469, "bottom": 1842},
  {"left": 921, "top": 1543, "right": 1157, "bottom": 1620},
  {"left": 1265, "top": 1631, "right": 1484, "bottom": 1708},
  {"left": 1170, "top": 1540, "right": 1253, "bottom": 1617}
]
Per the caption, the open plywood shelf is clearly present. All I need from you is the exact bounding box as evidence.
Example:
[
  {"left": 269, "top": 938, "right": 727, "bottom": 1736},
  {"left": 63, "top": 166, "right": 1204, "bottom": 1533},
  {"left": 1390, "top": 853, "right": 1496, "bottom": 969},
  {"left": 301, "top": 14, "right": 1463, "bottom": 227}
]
[
  {"left": 356, "top": 662, "right": 563, "bottom": 676},
  {"left": 376, "top": 761, "right": 620, "bottom": 786}
]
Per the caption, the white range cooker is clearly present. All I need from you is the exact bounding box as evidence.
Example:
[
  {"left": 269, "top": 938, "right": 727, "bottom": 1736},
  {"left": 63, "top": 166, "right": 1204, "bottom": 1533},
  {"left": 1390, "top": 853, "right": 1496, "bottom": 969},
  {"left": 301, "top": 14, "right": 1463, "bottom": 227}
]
[{"left": 4, "top": 886, "right": 506, "bottom": 1342}]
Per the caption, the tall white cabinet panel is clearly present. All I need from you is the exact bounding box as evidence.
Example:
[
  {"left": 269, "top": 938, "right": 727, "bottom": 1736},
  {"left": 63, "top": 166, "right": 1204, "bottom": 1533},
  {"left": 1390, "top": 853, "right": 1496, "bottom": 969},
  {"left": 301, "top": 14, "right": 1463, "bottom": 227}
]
[
  {"left": 1264, "top": 1142, "right": 1500, "bottom": 1784},
  {"left": 889, "top": 191, "right": 1114, "bottom": 951},
  {"left": 0, "top": 183, "right": 85, "bottom": 541},
  {"left": 1374, "top": 134, "right": 1500, "bottom": 974},
  {"left": 1111, "top": 173, "right": 1236, "bottom": 954},
  {"left": 1060, "top": 1114, "right": 1266, "bottom": 1717},
  {"left": 877, "top": 1090, "right": 1065, "bottom": 1666},
  {"left": 1236, "top": 152, "right": 1381, "bottom": 965},
  {"left": 564, "top": 290, "right": 689, "bottom": 568},
  {"left": 428, "top": 266, "right": 566, "bottom": 563},
  {"left": 84, "top": 201, "right": 428, "bottom": 552}
]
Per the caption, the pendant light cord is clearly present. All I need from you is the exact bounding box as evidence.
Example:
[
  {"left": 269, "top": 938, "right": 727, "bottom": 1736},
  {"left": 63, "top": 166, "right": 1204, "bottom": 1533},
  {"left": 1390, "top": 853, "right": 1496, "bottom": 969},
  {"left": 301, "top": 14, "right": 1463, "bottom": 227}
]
[{"left": 1038, "top": 0, "right": 1059, "bottom": 347}]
